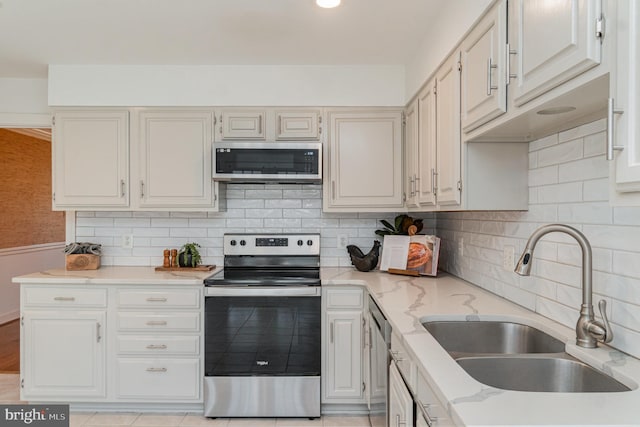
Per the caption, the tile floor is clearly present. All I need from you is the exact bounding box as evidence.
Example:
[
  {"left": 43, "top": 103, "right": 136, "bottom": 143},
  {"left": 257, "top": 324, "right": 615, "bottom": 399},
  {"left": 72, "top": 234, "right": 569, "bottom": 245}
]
[{"left": 0, "top": 375, "right": 371, "bottom": 427}]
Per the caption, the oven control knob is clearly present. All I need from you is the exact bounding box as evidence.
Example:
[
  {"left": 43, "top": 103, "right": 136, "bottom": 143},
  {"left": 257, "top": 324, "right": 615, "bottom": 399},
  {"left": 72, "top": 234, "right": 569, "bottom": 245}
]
[
  {"left": 307, "top": 240, "right": 314, "bottom": 246},
  {"left": 230, "top": 240, "right": 237, "bottom": 246},
  {"left": 240, "top": 240, "right": 246, "bottom": 246},
  {"left": 297, "top": 240, "right": 304, "bottom": 246}
]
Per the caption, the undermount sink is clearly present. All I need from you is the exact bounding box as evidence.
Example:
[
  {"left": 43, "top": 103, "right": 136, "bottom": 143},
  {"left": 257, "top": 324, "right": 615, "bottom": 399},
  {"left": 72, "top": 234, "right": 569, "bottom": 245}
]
[
  {"left": 422, "top": 320, "right": 565, "bottom": 355},
  {"left": 457, "top": 356, "right": 631, "bottom": 393},
  {"left": 422, "top": 320, "right": 633, "bottom": 393}
]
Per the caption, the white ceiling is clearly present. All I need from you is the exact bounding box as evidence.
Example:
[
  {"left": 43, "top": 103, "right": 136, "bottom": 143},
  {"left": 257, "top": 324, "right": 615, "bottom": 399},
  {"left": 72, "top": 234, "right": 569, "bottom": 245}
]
[{"left": 0, "top": 0, "right": 450, "bottom": 79}]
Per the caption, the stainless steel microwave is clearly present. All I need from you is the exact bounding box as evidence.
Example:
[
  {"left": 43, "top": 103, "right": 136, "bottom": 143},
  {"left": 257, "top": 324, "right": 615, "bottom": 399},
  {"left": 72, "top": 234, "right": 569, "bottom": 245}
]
[{"left": 212, "top": 142, "right": 322, "bottom": 183}]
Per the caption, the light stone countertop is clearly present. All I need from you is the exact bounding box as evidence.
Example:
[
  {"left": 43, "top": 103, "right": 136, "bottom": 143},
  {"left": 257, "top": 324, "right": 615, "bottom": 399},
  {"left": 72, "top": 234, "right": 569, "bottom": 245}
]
[
  {"left": 11, "top": 266, "right": 220, "bottom": 285},
  {"left": 12, "top": 265, "right": 640, "bottom": 425},
  {"left": 322, "top": 267, "right": 640, "bottom": 427}
]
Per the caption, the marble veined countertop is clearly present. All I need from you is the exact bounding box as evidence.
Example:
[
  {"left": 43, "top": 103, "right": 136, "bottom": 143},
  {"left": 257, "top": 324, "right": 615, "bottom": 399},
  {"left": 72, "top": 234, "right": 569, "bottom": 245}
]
[
  {"left": 12, "top": 266, "right": 220, "bottom": 285},
  {"left": 12, "top": 265, "right": 640, "bottom": 425},
  {"left": 322, "top": 267, "right": 640, "bottom": 427}
]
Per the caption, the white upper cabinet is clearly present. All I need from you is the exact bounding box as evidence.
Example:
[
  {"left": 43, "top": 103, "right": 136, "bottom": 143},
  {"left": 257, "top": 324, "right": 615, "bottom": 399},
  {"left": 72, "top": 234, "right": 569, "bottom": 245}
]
[
  {"left": 404, "top": 99, "right": 419, "bottom": 209},
  {"left": 275, "top": 110, "right": 321, "bottom": 140},
  {"left": 461, "top": 0, "right": 507, "bottom": 132},
  {"left": 610, "top": 0, "right": 640, "bottom": 197},
  {"left": 417, "top": 80, "right": 438, "bottom": 208},
  {"left": 52, "top": 110, "right": 129, "bottom": 209},
  {"left": 217, "top": 110, "right": 266, "bottom": 140},
  {"left": 136, "top": 110, "right": 217, "bottom": 209},
  {"left": 435, "top": 52, "right": 462, "bottom": 208},
  {"left": 510, "top": 0, "right": 602, "bottom": 107},
  {"left": 324, "top": 109, "right": 404, "bottom": 212}
]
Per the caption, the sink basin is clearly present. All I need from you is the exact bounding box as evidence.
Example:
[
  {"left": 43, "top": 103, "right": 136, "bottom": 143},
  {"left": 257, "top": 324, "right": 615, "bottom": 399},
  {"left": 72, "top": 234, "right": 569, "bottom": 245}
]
[
  {"left": 457, "top": 356, "right": 631, "bottom": 393},
  {"left": 422, "top": 321, "right": 565, "bottom": 355}
]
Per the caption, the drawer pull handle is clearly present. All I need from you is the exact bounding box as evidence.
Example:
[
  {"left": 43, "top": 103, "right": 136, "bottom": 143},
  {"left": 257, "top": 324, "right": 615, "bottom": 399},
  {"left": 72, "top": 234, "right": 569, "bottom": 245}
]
[
  {"left": 146, "top": 297, "right": 168, "bottom": 302},
  {"left": 146, "top": 367, "right": 167, "bottom": 373},
  {"left": 54, "top": 297, "right": 75, "bottom": 301},
  {"left": 146, "top": 320, "right": 168, "bottom": 326},
  {"left": 420, "top": 403, "right": 439, "bottom": 427},
  {"left": 146, "top": 344, "right": 168, "bottom": 350}
]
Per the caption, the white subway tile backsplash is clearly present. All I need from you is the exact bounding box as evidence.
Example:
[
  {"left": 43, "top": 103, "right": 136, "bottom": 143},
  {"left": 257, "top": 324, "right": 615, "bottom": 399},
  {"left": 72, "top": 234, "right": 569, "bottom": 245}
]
[
  {"left": 265, "top": 199, "right": 302, "bottom": 209},
  {"left": 583, "top": 178, "right": 609, "bottom": 201},
  {"left": 612, "top": 251, "right": 640, "bottom": 278},
  {"left": 529, "top": 133, "right": 558, "bottom": 151},
  {"left": 557, "top": 202, "right": 612, "bottom": 225},
  {"left": 537, "top": 138, "right": 583, "bottom": 167},
  {"left": 436, "top": 119, "right": 640, "bottom": 358},
  {"left": 537, "top": 182, "right": 583, "bottom": 204},
  {"left": 558, "top": 118, "right": 606, "bottom": 143},
  {"left": 528, "top": 165, "right": 558, "bottom": 186},
  {"left": 558, "top": 156, "right": 608, "bottom": 183},
  {"left": 583, "top": 132, "right": 606, "bottom": 157}
]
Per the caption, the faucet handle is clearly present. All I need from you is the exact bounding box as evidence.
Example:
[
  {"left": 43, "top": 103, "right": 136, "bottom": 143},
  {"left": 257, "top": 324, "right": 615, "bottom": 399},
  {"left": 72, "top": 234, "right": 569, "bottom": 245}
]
[{"left": 598, "top": 299, "right": 614, "bottom": 343}]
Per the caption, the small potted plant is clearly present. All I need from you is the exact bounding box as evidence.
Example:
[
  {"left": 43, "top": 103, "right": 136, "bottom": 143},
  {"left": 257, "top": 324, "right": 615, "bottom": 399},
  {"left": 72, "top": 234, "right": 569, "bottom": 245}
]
[{"left": 178, "top": 242, "right": 202, "bottom": 268}]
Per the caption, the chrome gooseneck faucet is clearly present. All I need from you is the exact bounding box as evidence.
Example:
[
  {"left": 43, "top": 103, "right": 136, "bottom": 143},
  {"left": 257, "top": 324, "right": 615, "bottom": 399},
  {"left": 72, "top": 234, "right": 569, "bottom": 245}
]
[{"left": 514, "top": 224, "right": 613, "bottom": 348}]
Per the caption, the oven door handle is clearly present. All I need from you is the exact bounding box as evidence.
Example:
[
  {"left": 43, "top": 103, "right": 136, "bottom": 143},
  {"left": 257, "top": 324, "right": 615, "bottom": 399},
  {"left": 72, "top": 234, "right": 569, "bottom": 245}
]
[{"left": 204, "top": 286, "right": 321, "bottom": 297}]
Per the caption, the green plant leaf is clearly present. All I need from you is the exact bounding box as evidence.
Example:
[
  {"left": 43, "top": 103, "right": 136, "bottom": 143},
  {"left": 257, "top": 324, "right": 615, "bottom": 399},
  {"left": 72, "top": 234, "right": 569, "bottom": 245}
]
[
  {"left": 380, "top": 219, "right": 395, "bottom": 231},
  {"left": 394, "top": 214, "right": 407, "bottom": 231}
]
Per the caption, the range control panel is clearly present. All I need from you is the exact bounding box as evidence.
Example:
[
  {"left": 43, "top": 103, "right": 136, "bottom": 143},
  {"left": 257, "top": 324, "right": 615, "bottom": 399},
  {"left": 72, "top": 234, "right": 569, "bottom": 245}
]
[{"left": 223, "top": 234, "right": 320, "bottom": 256}]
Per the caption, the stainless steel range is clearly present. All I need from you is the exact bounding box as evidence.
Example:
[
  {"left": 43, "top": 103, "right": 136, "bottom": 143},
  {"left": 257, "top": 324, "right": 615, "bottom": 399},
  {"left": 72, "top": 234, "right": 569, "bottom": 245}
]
[{"left": 203, "top": 233, "right": 321, "bottom": 418}]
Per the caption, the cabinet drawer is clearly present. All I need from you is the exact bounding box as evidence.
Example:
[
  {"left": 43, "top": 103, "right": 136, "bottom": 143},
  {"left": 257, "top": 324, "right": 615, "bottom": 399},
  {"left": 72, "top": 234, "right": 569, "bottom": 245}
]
[
  {"left": 117, "top": 312, "right": 200, "bottom": 332},
  {"left": 324, "top": 288, "right": 363, "bottom": 309},
  {"left": 117, "top": 289, "right": 200, "bottom": 308},
  {"left": 391, "top": 333, "right": 416, "bottom": 391},
  {"left": 116, "top": 358, "right": 200, "bottom": 400},
  {"left": 417, "top": 371, "right": 450, "bottom": 422},
  {"left": 117, "top": 335, "right": 200, "bottom": 355},
  {"left": 23, "top": 287, "right": 107, "bottom": 308}
]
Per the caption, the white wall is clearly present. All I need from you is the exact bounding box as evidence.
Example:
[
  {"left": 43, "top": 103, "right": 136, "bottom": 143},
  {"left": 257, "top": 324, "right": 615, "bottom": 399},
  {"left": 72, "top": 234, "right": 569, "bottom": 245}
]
[
  {"left": 438, "top": 119, "right": 640, "bottom": 359},
  {"left": 0, "top": 78, "right": 49, "bottom": 113},
  {"left": 0, "top": 243, "right": 65, "bottom": 323},
  {"left": 404, "top": 0, "right": 492, "bottom": 101},
  {"left": 0, "top": 78, "right": 50, "bottom": 126},
  {"left": 74, "top": 183, "right": 435, "bottom": 268},
  {"left": 48, "top": 65, "right": 406, "bottom": 107}
]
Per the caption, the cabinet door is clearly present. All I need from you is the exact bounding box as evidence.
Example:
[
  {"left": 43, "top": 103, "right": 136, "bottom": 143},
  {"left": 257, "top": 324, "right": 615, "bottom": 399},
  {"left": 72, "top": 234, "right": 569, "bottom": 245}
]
[
  {"left": 461, "top": 0, "right": 507, "bottom": 132},
  {"left": 436, "top": 53, "right": 462, "bottom": 207},
  {"left": 22, "top": 310, "right": 106, "bottom": 399},
  {"left": 218, "top": 110, "right": 266, "bottom": 140},
  {"left": 511, "top": 0, "right": 602, "bottom": 107},
  {"left": 276, "top": 110, "right": 321, "bottom": 140},
  {"left": 404, "top": 100, "right": 419, "bottom": 209},
  {"left": 324, "top": 310, "right": 363, "bottom": 402},
  {"left": 137, "top": 110, "right": 215, "bottom": 209},
  {"left": 417, "top": 82, "right": 437, "bottom": 207},
  {"left": 52, "top": 110, "right": 129, "bottom": 209},
  {"left": 389, "top": 362, "right": 413, "bottom": 427},
  {"left": 326, "top": 110, "right": 404, "bottom": 210},
  {"left": 611, "top": 0, "right": 640, "bottom": 193}
]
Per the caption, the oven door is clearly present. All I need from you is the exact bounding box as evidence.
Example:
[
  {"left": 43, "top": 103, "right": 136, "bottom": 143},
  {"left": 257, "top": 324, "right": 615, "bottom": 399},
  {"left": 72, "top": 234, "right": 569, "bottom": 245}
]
[{"left": 203, "top": 286, "right": 321, "bottom": 417}]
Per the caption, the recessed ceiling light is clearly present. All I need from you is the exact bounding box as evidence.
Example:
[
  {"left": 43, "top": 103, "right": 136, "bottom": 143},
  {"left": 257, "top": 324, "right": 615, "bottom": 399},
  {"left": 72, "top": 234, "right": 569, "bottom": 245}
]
[
  {"left": 316, "top": 0, "right": 341, "bottom": 8},
  {"left": 536, "top": 106, "right": 576, "bottom": 115}
]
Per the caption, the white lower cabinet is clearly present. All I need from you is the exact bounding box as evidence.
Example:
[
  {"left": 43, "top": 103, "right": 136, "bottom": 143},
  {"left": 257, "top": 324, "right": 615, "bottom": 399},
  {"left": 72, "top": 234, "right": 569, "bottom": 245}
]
[
  {"left": 21, "top": 310, "right": 106, "bottom": 399},
  {"left": 20, "top": 284, "right": 202, "bottom": 406},
  {"left": 389, "top": 362, "right": 413, "bottom": 427},
  {"left": 322, "top": 287, "right": 366, "bottom": 404}
]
